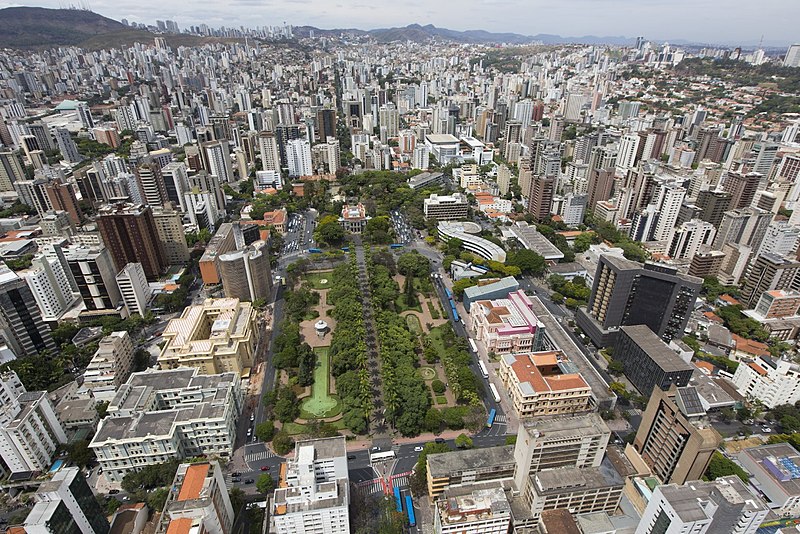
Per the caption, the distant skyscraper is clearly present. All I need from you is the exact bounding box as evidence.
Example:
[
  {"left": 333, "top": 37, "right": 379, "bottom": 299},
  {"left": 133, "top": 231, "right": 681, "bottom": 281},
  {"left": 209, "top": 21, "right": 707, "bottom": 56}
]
[
  {"left": 0, "top": 149, "right": 24, "bottom": 191},
  {"left": 286, "top": 138, "right": 312, "bottom": 177},
  {"left": 0, "top": 263, "right": 56, "bottom": 357},
  {"left": 97, "top": 203, "right": 167, "bottom": 280},
  {"left": 783, "top": 44, "right": 800, "bottom": 67}
]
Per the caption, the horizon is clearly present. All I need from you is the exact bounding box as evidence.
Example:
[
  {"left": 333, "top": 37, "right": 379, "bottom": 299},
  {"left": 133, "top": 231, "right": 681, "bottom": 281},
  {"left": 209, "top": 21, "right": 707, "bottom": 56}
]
[{"left": 0, "top": 1, "right": 796, "bottom": 48}]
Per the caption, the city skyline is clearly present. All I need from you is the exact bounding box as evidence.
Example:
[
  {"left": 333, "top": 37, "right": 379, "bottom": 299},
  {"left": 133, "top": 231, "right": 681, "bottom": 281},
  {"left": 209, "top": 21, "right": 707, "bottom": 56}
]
[{"left": 0, "top": 0, "right": 796, "bottom": 46}]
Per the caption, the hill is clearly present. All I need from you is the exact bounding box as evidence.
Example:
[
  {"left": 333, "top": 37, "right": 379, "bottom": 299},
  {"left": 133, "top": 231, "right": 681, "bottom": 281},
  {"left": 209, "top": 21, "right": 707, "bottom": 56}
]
[{"left": 0, "top": 7, "right": 137, "bottom": 48}]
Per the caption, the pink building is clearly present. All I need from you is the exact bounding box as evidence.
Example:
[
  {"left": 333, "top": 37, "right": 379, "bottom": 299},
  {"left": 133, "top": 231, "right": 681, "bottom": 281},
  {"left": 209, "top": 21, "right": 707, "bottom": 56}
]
[{"left": 469, "top": 290, "right": 543, "bottom": 354}]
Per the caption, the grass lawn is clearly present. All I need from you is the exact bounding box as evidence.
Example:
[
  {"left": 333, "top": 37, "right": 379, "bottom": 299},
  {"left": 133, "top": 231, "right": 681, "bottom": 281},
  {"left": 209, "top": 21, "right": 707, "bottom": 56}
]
[
  {"left": 419, "top": 367, "right": 436, "bottom": 380},
  {"left": 427, "top": 301, "right": 440, "bottom": 319},
  {"left": 435, "top": 396, "right": 447, "bottom": 405},
  {"left": 406, "top": 314, "right": 422, "bottom": 334},
  {"left": 305, "top": 271, "right": 334, "bottom": 289},
  {"left": 429, "top": 325, "right": 448, "bottom": 357},
  {"left": 283, "top": 422, "right": 307, "bottom": 435},
  {"left": 300, "top": 347, "right": 342, "bottom": 418}
]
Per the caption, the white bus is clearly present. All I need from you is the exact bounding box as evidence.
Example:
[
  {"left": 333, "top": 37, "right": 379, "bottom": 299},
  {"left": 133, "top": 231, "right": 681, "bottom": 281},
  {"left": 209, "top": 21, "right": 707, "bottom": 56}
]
[
  {"left": 370, "top": 450, "right": 396, "bottom": 464},
  {"left": 478, "top": 360, "right": 489, "bottom": 379},
  {"left": 489, "top": 383, "right": 501, "bottom": 403},
  {"left": 468, "top": 339, "right": 478, "bottom": 353}
]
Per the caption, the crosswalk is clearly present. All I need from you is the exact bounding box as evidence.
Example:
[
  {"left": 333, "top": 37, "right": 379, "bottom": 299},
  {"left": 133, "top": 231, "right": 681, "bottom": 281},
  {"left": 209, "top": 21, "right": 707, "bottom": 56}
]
[
  {"left": 355, "top": 478, "right": 385, "bottom": 496},
  {"left": 391, "top": 474, "right": 410, "bottom": 488},
  {"left": 494, "top": 414, "right": 508, "bottom": 424},
  {"left": 245, "top": 450, "right": 275, "bottom": 463}
]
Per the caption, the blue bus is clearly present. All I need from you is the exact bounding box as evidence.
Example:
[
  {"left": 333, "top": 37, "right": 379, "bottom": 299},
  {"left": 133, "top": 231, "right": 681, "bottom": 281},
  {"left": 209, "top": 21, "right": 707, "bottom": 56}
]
[
  {"left": 308, "top": 248, "right": 322, "bottom": 254},
  {"left": 451, "top": 304, "right": 460, "bottom": 322},
  {"left": 390, "top": 243, "right": 405, "bottom": 249},
  {"left": 394, "top": 487, "right": 403, "bottom": 513},
  {"left": 405, "top": 495, "right": 416, "bottom": 527},
  {"left": 486, "top": 408, "right": 497, "bottom": 428}
]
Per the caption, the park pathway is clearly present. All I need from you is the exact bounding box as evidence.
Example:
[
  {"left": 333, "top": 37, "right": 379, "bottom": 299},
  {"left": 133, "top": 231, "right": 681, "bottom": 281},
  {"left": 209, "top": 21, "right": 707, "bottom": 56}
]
[{"left": 353, "top": 237, "right": 389, "bottom": 438}]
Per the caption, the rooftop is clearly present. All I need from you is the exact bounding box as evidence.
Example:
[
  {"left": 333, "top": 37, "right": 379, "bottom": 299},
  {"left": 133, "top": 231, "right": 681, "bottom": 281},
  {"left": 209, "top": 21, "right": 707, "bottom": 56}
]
[
  {"left": 177, "top": 463, "right": 210, "bottom": 501},
  {"left": 503, "top": 352, "right": 590, "bottom": 397},
  {"left": 521, "top": 412, "right": 609, "bottom": 440},
  {"left": 740, "top": 443, "right": 800, "bottom": 496},
  {"left": 620, "top": 325, "right": 695, "bottom": 374},
  {"left": 533, "top": 455, "right": 624, "bottom": 494},
  {"left": 427, "top": 446, "right": 515, "bottom": 479},
  {"left": 508, "top": 221, "right": 564, "bottom": 260}
]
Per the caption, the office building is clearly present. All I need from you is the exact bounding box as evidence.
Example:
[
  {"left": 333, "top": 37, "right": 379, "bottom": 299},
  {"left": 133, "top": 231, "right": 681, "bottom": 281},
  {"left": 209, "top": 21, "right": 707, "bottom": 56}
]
[
  {"left": 157, "top": 461, "right": 234, "bottom": 534},
  {"left": 115, "top": 263, "right": 152, "bottom": 318},
  {"left": 271, "top": 437, "right": 350, "bottom": 534},
  {"left": 423, "top": 193, "right": 469, "bottom": 220},
  {"left": 615, "top": 325, "right": 694, "bottom": 396},
  {"left": 97, "top": 203, "right": 167, "bottom": 280},
  {"left": 741, "top": 253, "right": 800, "bottom": 308},
  {"left": 434, "top": 486, "right": 512, "bottom": 534},
  {"left": 508, "top": 221, "right": 565, "bottom": 261},
  {"left": 577, "top": 255, "right": 701, "bottom": 347},
  {"left": 152, "top": 204, "right": 190, "bottom": 265},
  {"left": 636, "top": 476, "right": 769, "bottom": 534},
  {"left": 470, "top": 290, "right": 543, "bottom": 355},
  {"left": 749, "top": 290, "right": 800, "bottom": 320},
  {"left": 499, "top": 351, "right": 593, "bottom": 418},
  {"left": 426, "top": 445, "right": 515, "bottom": 499},
  {"left": 513, "top": 413, "right": 610, "bottom": 493},
  {"left": 82, "top": 331, "right": 135, "bottom": 392},
  {"left": 731, "top": 354, "right": 800, "bottom": 409},
  {"left": 339, "top": 203, "right": 370, "bottom": 233},
  {"left": 425, "top": 134, "right": 461, "bottom": 165},
  {"left": 91, "top": 368, "right": 242, "bottom": 482},
  {"left": 158, "top": 298, "right": 256, "bottom": 375},
  {"left": 0, "top": 371, "right": 67, "bottom": 474},
  {"left": 633, "top": 387, "right": 721, "bottom": 485},
  {"left": 439, "top": 221, "right": 507, "bottom": 262},
  {"left": 23, "top": 255, "right": 79, "bottom": 322},
  {"left": 63, "top": 245, "right": 122, "bottom": 313},
  {"left": 198, "top": 222, "right": 259, "bottom": 285},
  {"left": 316, "top": 108, "right": 337, "bottom": 141},
  {"left": 0, "top": 263, "right": 56, "bottom": 357},
  {"left": 738, "top": 443, "right": 800, "bottom": 516},
  {"left": 218, "top": 240, "right": 272, "bottom": 302},
  {"left": 21, "top": 467, "right": 109, "bottom": 534}
]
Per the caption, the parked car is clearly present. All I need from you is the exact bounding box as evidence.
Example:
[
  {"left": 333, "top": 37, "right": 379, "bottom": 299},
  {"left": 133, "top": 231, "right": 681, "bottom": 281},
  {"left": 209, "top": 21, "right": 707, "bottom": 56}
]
[
  {"left": 261, "top": 466, "right": 269, "bottom": 471},
  {"left": 232, "top": 472, "right": 242, "bottom": 477},
  {"left": 414, "top": 446, "right": 424, "bottom": 452},
  {"left": 108, "top": 489, "right": 119, "bottom": 495},
  {"left": 434, "top": 438, "right": 445, "bottom": 444},
  {"left": 244, "top": 478, "right": 254, "bottom": 484}
]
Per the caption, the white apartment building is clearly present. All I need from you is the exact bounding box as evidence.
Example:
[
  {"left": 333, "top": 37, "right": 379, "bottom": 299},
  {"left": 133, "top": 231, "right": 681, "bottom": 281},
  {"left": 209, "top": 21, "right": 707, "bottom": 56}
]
[
  {"left": 272, "top": 437, "right": 350, "bottom": 534},
  {"left": 82, "top": 331, "right": 135, "bottom": 392},
  {"left": 116, "top": 262, "right": 152, "bottom": 317},
  {"left": 758, "top": 220, "right": 800, "bottom": 258},
  {"left": 434, "top": 487, "right": 511, "bottom": 534},
  {"left": 158, "top": 461, "right": 234, "bottom": 534},
  {"left": 636, "top": 476, "right": 768, "bottom": 534},
  {"left": 731, "top": 355, "right": 800, "bottom": 409},
  {"left": 287, "top": 138, "right": 312, "bottom": 177},
  {"left": 424, "top": 193, "right": 469, "bottom": 220},
  {"left": 0, "top": 370, "right": 67, "bottom": 474},
  {"left": 23, "top": 255, "right": 78, "bottom": 321},
  {"left": 653, "top": 182, "right": 687, "bottom": 242},
  {"left": 90, "top": 368, "right": 242, "bottom": 482},
  {"left": 668, "top": 219, "right": 716, "bottom": 260}
]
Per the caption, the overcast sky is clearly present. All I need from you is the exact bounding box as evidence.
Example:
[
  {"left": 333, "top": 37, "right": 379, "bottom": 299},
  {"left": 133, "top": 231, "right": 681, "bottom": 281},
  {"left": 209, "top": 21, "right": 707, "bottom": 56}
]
[{"left": 2, "top": 0, "right": 797, "bottom": 46}]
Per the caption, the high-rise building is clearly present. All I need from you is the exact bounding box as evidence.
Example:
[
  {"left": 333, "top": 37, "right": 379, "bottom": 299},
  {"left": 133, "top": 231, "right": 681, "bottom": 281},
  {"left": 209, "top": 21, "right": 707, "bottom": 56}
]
[
  {"left": 271, "top": 437, "right": 351, "bottom": 534},
  {"left": 286, "top": 138, "right": 312, "bottom": 177},
  {"left": 688, "top": 248, "right": 726, "bottom": 279},
  {"left": 97, "top": 203, "right": 167, "bottom": 280},
  {"left": 21, "top": 467, "right": 109, "bottom": 534},
  {"left": 152, "top": 203, "right": 190, "bottom": 265},
  {"left": 316, "top": 108, "right": 337, "bottom": 141},
  {"left": 63, "top": 245, "right": 122, "bottom": 312},
  {"left": 133, "top": 161, "right": 166, "bottom": 207},
  {"left": 54, "top": 127, "right": 83, "bottom": 163},
  {"left": 722, "top": 171, "right": 762, "bottom": 209},
  {"left": 712, "top": 207, "right": 772, "bottom": 250},
  {"left": 587, "top": 168, "right": 615, "bottom": 209},
  {"left": 633, "top": 386, "right": 721, "bottom": 485},
  {"left": 218, "top": 241, "right": 272, "bottom": 302},
  {"left": 23, "top": 255, "right": 79, "bottom": 322},
  {"left": 82, "top": 330, "right": 135, "bottom": 392},
  {"left": 668, "top": 219, "right": 716, "bottom": 260},
  {"left": 202, "top": 140, "right": 234, "bottom": 183},
  {"left": 576, "top": 255, "right": 702, "bottom": 346},
  {"left": 378, "top": 103, "right": 399, "bottom": 137},
  {"left": 161, "top": 162, "right": 188, "bottom": 211},
  {"left": 652, "top": 182, "right": 687, "bottom": 242},
  {"left": 615, "top": 133, "right": 640, "bottom": 175},
  {"left": 615, "top": 325, "right": 694, "bottom": 396},
  {"left": 115, "top": 263, "right": 152, "bottom": 317},
  {"left": 258, "top": 131, "right": 281, "bottom": 172},
  {"left": 758, "top": 220, "right": 800, "bottom": 258},
  {"left": 695, "top": 189, "right": 732, "bottom": 227},
  {"left": 0, "top": 263, "right": 56, "bottom": 357},
  {"left": 45, "top": 177, "right": 83, "bottom": 225},
  {"left": 636, "top": 476, "right": 769, "bottom": 534},
  {"left": 0, "top": 149, "right": 25, "bottom": 191},
  {"left": 784, "top": 44, "right": 800, "bottom": 67},
  {"left": 741, "top": 253, "right": 800, "bottom": 308},
  {"left": 0, "top": 371, "right": 66, "bottom": 474},
  {"left": 526, "top": 174, "right": 554, "bottom": 222},
  {"left": 158, "top": 461, "right": 234, "bottom": 534}
]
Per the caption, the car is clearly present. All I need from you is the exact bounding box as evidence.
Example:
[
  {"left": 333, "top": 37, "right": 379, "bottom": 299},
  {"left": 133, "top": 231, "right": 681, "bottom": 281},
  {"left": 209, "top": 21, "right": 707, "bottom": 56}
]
[
  {"left": 763, "top": 427, "right": 771, "bottom": 433},
  {"left": 246, "top": 428, "right": 252, "bottom": 436},
  {"left": 250, "top": 414, "right": 255, "bottom": 422},
  {"left": 244, "top": 478, "right": 254, "bottom": 484},
  {"left": 434, "top": 438, "right": 445, "bottom": 444},
  {"left": 252, "top": 436, "right": 257, "bottom": 443},
  {"left": 232, "top": 472, "right": 242, "bottom": 477},
  {"left": 413, "top": 446, "right": 423, "bottom": 452},
  {"left": 108, "top": 489, "right": 120, "bottom": 495},
  {"left": 347, "top": 455, "right": 356, "bottom": 460},
  {"left": 261, "top": 466, "right": 269, "bottom": 471}
]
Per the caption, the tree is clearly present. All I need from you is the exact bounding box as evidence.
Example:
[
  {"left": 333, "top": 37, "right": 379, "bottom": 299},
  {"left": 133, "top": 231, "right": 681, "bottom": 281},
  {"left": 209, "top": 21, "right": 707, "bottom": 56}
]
[
  {"left": 455, "top": 433, "right": 474, "bottom": 449},
  {"left": 67, "top": 440, "right": 93, "bottom": 468},
  {"left": 256, "top": 474, "right": 275, "bottom": 494},
  {"left": 409, "top": 442, "right": 451, "bottom": 496},
  {"left": 506, "top": 249, "right": 546, "bottom": 276},
  {"left": 431, "top": 380, "right": 446, "bottom": 394},
  {"left": 782, "top": 415, "right": 800, "bottom": 434},
  {"left": 704, "top": 451, "right": 749, "bottom": 483},
  {"left": 255, "top": 421, "right": 275, "bottom": 442},
  {"left": 607, "top": 360, "right": 625, "bottom": 376},
  {"left": 397, "top": 251, "right": 430, "bottom": 277},
  {"left": 315, "top": 215, "right": 346, "bottom": 245},
  {"left": 445, "top": 237, "right": 464, "bottom": 256},
  {"left": 424, "top": 408, "right": 444, "bottom": 433},
  {"left": 96, "top": 401, "right": 109, "bottom": 419},
  {"left": 272, "top": 431, "right": 294, "bottom": 455}
]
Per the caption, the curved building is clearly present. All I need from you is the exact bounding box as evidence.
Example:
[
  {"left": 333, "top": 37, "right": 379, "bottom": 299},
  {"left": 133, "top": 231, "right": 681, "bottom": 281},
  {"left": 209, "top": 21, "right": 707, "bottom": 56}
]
[
  {"left": 218, "top": 240, "right": 271, "bottom": 302},
  {"left": 438, "top": 221, "right": 506, "bottom": 262}
]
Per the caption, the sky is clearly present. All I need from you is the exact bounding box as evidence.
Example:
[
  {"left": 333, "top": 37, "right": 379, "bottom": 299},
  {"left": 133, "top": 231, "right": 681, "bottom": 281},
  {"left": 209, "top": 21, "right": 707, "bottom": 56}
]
[{"left": 1, "top": 0, "right": 797, "bottom": 46}]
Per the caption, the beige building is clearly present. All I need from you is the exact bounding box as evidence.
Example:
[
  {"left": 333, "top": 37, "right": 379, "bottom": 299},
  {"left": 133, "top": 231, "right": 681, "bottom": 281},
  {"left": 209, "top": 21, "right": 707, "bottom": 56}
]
[
  {"left": 218, "top": 241, "right": 271, "bottom": 302},
  {"left": 82, "top": 331, "right": 135, "bottom": 391},
  {"left": 499, "top": 351, "right": 593, "bottom": 418},
  {"left": 158, "top": 298, "right": 257, "bottom": 375},
  {"left": 426, "top": 445, "right": 515, "bottom": 499},
  {"left": 632, "top": 386, "right": 721, "bottom": 485},
  {"left": 157, "top": 461, "right": 234, "bottom": 534},
  {"left": 152, "top": 203, "right": 191, "bottom": 265},
  {"left": 338, "top": 203, "right": 370, "bottom": 233},
  {"left": 434, "top": 486, "right": 512, "bottom": 534}
]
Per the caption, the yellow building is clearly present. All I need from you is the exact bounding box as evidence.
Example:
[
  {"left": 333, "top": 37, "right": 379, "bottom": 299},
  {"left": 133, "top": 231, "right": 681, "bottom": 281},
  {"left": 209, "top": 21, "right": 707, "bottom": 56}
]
[{"left": 158, "top": 298, "right": 257, "bottom": 375}]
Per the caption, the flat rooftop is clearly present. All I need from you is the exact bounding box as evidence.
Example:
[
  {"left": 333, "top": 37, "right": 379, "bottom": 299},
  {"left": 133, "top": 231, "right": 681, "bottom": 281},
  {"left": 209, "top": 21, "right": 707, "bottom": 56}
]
[
  {"left": 620, "top": 325, "right": 695, "bottom": 374},
  {"left": 427, "top": 446, "right": 515, "bottom": 479}
]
